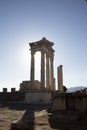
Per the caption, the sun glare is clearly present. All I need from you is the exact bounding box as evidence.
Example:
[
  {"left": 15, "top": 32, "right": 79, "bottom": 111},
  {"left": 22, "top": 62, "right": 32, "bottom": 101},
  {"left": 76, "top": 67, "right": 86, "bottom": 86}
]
[
  {"left": 19, "top": 44, "right": 29, "bottom": 65},
  {"left": 19, "top": 45, "right": 41, "bottom": 81}
]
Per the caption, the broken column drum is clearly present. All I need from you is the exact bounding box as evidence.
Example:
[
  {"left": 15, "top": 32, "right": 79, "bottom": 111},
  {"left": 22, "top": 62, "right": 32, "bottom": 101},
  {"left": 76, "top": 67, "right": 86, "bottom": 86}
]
[{"left": 29, "top": 38, "right": 55, "bottom": 91}]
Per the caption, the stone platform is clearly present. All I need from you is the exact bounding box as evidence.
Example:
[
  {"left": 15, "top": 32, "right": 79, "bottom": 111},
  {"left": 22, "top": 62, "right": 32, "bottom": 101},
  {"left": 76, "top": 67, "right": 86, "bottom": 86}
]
[{"left": 24, "top": 90, "right": 51, "bottom": 104}]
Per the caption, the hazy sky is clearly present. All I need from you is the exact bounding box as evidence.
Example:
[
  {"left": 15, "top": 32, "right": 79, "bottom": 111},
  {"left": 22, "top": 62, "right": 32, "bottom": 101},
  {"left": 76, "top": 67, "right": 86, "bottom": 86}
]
[{"left": 0, "top": 0, "right": 87, "bottom": 91}]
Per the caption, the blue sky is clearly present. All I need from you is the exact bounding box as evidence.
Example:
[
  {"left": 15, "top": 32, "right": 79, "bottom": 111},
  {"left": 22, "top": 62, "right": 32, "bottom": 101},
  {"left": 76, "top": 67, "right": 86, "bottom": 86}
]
[{"left": 0, "top": 0, "right": 87, "bottom": 91}]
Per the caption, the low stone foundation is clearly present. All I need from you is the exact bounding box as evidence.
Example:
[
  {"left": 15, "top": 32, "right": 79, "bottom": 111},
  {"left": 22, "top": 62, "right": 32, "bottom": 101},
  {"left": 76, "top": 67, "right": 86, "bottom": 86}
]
[{"left": 25, "top": 91, "right": 51, "bottom": 104}]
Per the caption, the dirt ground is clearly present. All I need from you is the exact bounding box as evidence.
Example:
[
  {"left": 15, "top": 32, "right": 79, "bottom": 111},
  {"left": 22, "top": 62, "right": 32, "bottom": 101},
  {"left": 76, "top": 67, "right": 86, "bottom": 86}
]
[{"left": 0, "top": 103, "right": 58, "bottom": 130}]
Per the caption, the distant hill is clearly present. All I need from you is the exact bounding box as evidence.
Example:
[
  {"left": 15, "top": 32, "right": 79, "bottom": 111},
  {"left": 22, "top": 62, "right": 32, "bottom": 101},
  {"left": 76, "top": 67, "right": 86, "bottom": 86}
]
[{"left": 66, "top": 86, "right": 86, "bottom": 93}]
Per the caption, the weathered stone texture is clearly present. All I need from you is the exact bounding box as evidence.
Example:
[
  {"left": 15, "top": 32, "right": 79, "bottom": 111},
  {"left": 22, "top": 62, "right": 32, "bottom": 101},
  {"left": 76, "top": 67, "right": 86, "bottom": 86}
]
[
  {"left": 25, "top": 92, "right": 51, "bottom": 104},
  {"left": 57, "top": 65, "right": 63, "bottom": 92},
  {"left": 20, "top": 80, "right": 40, "bottom": 92}
]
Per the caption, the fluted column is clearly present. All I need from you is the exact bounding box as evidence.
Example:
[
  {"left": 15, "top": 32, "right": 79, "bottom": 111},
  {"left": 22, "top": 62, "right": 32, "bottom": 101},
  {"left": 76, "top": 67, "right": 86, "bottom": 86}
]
[
  {"left": 30, "top": 50, "right": 35, "bottom": 88},
  {"left": 40, "top": 51, "right": 45, "bottom": 89},
  {"left": 50, "top": 55, "right": 54, "bottom": 91},
  {"left": 46, "top": 53, "right": 49, "bottom": 89}
]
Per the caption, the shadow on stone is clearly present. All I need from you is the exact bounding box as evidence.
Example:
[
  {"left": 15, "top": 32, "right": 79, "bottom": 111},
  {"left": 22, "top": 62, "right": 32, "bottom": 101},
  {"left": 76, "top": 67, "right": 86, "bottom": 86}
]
[
  {"left": 10, "top": 110, "right": 34, "bottom": 130},
  {"left": 6, "top": 103, "right": 49, "bottom": 130}
]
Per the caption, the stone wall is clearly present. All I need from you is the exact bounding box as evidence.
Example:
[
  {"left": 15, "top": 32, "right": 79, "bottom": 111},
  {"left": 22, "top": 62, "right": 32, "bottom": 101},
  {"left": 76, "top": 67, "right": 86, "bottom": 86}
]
[
  {"left": 25, "top": 91, "right": 51, "bottom": 104},
  {"left": 52, "top": 96, "right": 66, "bottom": 111},
  {"left": 52, "top": 92, "right": 87, "bottom": 116},
  {"left": 48, "top": 92, "right": 87, "bottom": 130},
  {"left": 0, "top": 89, "right": 51, "bottom": 104},
  {"left": 0, "top": 92, "right": 25, "bottom": 102}
]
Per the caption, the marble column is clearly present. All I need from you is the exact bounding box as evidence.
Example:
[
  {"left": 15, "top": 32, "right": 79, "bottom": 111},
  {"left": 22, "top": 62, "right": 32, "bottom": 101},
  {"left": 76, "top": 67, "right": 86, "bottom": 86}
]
[
  {"left": 50, "top": 55, "right": 54, "bottom": 91},
  {"left": 57, "top": 65, "right": 63, "bottom": 92},
  {"left": 46, "top": 53, "right": 50, "bottom": 89},
  {"left": 40, "top": 51, "right": 45, "bottom": 89},
  {"left": 30, "top": 50, "right": 35, "bottom": 88}
]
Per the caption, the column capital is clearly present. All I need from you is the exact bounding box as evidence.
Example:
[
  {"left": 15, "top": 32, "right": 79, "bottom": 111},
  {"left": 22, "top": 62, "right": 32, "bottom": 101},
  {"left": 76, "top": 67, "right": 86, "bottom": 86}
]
[
  {"left": 31, "top": 50, "right": 35, "bottom": 55},
  {"left": 41, "top": 50, "right": 45, "bottom": 54},
  {"left": 48, "top": 50, "right": 54, "bottom": 58}
]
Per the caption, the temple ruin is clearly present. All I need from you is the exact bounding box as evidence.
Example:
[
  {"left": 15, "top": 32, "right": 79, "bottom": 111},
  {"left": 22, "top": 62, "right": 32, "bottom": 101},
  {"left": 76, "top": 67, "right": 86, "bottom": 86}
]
[
  {"left": 19, "top": 38, "right": 56, "bottom": 104},
  {"left": 20, "top": 37, "right": 56, "bottom": 92},
  {"left": 30, "top": 37, "right": 55, "bottom": 91}
]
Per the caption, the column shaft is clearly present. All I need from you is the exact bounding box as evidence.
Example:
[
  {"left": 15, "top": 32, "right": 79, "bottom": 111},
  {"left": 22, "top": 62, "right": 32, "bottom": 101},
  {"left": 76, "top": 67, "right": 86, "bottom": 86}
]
[
  {"left": 30, "top": 51, "right": 35, "bottom": 88},
  {"left": 50, "top": 56, "right": 54, "bottom": 91},
  {"left": 46, "top": 54, "right": 49, "bottom": 89},
  {"left": 57, "top": 65, "right": 63, "bottom": 92},
  {"left": 40, "top": 51, "right": 45, "bottom": 89}
]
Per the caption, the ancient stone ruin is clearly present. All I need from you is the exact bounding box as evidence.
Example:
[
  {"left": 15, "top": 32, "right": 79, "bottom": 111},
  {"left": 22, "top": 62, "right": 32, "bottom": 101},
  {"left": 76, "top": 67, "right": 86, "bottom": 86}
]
[
  {"left": 0, "top": 37, "right": 65, "bottom": 104},
  {"left": 20, "top": 37, "right": 57, "bottom": 92},
  {"left": 20, "top": 37, "right": 64, "bottom": 93},
  {"left": 1, "top": 37, "right": 87, "bottom": 130},
  {"left": 30, "top": 37, "right": 55, "bottom": 91}
]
